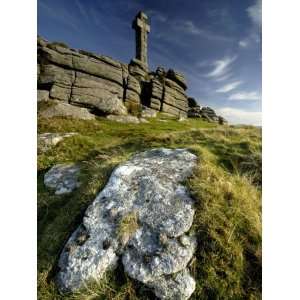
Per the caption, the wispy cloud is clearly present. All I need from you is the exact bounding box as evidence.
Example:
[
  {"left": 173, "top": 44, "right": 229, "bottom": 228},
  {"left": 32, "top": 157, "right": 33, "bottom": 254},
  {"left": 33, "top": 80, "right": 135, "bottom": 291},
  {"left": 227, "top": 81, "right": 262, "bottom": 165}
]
[
  {"left": 75, "top": 0, "right": 90, "bottom": 24},
  {"left": 216, "top": 107, "right": 261, "bottom": 125},
  {"left": 247, "top": 0, "right": 262, "bottom": 27},
  {"left": 228, "top": 91, "right": 261, "bottom": 101},
  {"left": 206, "top": 56, "right": 237, "bottom": 80},
  {"left": 239, "top": 39, "right": 249, "bottom": 48},
  {"left": 174, "top": 20, "right": 232, "bottom": 42},
  {"left": 216, "top": 81, "right": 242, "bottom": 93},
  {"left": 38, "top": 0, "right": 79, "bottom": 31}
]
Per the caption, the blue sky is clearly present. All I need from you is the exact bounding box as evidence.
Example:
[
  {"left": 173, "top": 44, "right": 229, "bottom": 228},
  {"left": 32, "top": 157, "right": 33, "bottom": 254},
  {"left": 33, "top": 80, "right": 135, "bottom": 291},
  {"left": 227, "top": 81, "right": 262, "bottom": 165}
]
[{"left": 38, "top": 0, "right": 261, "bottom": 125}]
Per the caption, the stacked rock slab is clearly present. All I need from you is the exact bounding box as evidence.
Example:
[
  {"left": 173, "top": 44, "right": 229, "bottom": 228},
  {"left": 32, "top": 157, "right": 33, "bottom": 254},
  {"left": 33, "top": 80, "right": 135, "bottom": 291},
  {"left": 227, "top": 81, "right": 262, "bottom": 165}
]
[
  {"left": 146, "top": 67, "right": 189, "bottom": 117},
  {"left": 56, "top": 148, "right": 198, "bottom": 300},
  {"left": 38, "top": 37, "right": 127, "bottom": 116},
  {"left": 187, "top": 101, "right": 228, "bottom": 124}
]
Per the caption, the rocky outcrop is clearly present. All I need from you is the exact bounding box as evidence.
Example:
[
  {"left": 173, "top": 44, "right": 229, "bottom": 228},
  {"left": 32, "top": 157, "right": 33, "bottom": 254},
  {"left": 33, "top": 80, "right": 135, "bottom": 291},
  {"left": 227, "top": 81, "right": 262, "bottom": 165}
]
[
  {"left": 56, "top": 148, "right": 197, "bottom": 299},
  {"left": 145, "top": 67, "right": 189, "bottom": 117},
  {"left": 38, "top": 37, "right": 127, "bottom": 116},
  {"left": 44, "top": 163, "right": 81, "bottom": 195},
  {"left": 37, "top": 36, "right": 227, "bottom": 123},
  {"left": 187, "top": 99, "right": 228, "bottom": 124}
]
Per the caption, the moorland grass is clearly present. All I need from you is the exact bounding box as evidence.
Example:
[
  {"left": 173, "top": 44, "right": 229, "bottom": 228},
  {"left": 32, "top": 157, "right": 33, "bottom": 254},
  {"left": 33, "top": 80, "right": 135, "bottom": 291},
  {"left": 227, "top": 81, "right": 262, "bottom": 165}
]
[{"left": 38, "top": 114, "right": 261, "bottom": 299}]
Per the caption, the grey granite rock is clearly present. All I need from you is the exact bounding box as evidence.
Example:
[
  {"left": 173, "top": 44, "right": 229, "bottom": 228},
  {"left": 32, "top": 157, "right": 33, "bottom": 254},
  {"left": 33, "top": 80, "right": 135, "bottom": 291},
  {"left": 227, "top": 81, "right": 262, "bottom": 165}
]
[
  {"left": 141, "top": 106, "right": 157, "bottom": 118},
  {"left": 44, "top": 163, "right": 81, "bottom": 195},
  {"left": 56, "top": 148, "right": 198, "bottom": 299},
  {"left": 38, "top": 132, "right": 77, "bottom": 153},
  {"left": 39, "top": 102, "right": 96, "bottom": 120}
]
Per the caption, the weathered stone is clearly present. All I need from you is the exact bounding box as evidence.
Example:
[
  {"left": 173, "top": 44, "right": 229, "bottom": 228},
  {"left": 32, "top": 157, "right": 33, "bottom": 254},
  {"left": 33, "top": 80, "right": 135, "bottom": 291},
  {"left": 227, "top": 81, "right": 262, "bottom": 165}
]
[
  {"left": 161, "top": 102, "right": 187, "bottom": 117},
  {"left": 44, "top": 163, "right": 81, "bottom": 195},
  {"left": 124, "top": 89, "right": 140, "bottom": 104},
  {"left": 201, "top": 107, "right": 219, "bottom": 122},
  {"left": 38, "top": 132, "right": 77, "bottom": 153},
  {"left": 50, "top": 84, "right": 71, "bottom": 102},
  {"left": 156, "top": 66, "right": 166, "bottom": 77},
  {"left": 69, "top": 72, "right": 126, "bottom": 115},
  {"left": 39, "top": 101, "right": 96, "bottom": 120},
  {"left": 151, "top": 78, "right": 164, "bottom": 100},
  {"left": 127, "top": 75, "right": 141, "bottom": 94},
  {"left": 38, "top": 64, "right": 75, "bottom": 87},
  {"left": 150, "top": 98, "right": 162, "bottom": 111},
  {"left": 37, "top": 90, "right": 49, "bottom": 102},
  {"left": 187, "top": 106, "right": 202, "bottom": 118},
  {"left": 56, "top": 148, "right": 197, "bottom": 299},
  {"left": 165, "top": 78, "right": 186, "bottom": 95},
  {"left": 72, "top": 55, "right": 123, "bottom": 85},
  {"left": 37, "top": 35, "right": 48, "bottom": 47},
  {"left": 140, "top": 106, "right": 157, "bottom": 118},
  {"left": 166, "top": 69, "right": 187, "bottom": 90},
  {"left": 39, "top": 45, "right": 123, "bottom": 86}
]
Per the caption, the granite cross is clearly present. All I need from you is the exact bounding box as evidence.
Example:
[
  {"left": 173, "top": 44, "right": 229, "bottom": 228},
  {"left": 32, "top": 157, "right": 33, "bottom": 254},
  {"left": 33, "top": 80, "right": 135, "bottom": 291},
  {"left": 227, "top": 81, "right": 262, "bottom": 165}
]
[{"left": 132, "top": 11, "right": 150, "bottom": 69}]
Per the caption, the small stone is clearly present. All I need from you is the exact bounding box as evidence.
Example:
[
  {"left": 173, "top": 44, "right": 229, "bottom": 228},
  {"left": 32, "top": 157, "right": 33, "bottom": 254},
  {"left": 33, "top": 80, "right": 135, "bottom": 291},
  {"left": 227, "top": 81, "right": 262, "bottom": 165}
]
[
  {"left": 44, "top": 163, "right": 81, "bottom": 195},
  {"left": 38, "top": 132, "right": 77, "bottom": 153}
]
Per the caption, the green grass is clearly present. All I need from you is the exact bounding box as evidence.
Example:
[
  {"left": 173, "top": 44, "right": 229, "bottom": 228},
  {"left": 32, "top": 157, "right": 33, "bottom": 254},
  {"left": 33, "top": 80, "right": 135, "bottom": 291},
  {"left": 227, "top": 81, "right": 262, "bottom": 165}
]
[{"left": 38, "top": 114, "right": 261, "bottom": 299}]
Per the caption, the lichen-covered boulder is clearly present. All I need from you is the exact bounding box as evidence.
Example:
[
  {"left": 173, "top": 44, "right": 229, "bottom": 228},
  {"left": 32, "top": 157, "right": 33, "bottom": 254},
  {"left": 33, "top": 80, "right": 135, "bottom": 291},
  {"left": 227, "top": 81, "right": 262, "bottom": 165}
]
[
  {"left": 44, "top": 163, "right": 81, "bottom": 195},
  {"left": 56, "top": 148, "right": 198, "bottom": 299}
]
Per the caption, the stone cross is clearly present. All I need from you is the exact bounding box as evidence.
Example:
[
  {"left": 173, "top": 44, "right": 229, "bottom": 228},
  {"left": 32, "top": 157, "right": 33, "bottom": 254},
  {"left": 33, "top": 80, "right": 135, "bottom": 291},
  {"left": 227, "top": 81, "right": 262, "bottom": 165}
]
[{"left": 132, "top": 11, "right": 150, "bottom": 69}]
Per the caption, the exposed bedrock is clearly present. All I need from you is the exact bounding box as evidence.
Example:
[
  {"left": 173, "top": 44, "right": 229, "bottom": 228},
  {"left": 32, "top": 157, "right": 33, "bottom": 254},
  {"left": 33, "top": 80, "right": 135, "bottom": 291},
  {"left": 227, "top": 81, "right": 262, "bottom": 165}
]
[{"left": 56, "top": 148, "right": 198, "bottom": 299}]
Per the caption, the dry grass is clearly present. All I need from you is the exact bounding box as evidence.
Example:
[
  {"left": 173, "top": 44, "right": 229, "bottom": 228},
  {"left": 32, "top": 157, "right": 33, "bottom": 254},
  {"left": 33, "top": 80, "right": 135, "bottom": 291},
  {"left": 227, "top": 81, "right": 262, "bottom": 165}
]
[{"left": 117, "top": 212, "right": 140, "bottom": 245}]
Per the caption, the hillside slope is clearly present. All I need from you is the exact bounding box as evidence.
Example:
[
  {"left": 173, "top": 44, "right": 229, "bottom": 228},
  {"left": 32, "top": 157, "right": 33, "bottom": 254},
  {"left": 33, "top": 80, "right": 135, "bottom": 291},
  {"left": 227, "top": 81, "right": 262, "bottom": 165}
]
[{"left": 38, "top": 114, "right": 261, "bottom": 300}]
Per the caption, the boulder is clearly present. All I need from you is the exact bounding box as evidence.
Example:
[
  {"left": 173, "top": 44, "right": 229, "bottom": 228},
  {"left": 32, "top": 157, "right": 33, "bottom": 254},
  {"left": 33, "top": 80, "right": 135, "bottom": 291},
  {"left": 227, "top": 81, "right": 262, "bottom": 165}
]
[
  {"left": 37, "top": 90, "right": 49, "bottom": 102},
  {"left": 201, "top": 107, "right": 219, "bottom": 122},
  {"left": 56, "top": 148, "right": 198, "bottom": 299},
  {"left": 140, "top": 106, "right": 157, "bottom": 118},
  {"left": 187, "top": 106, "right": 202, "bottom": 118},
  {"left": 38, "top": 101, "right": 96, "bottom": 120},
  {"left": 44, "top": 163, "right": 81, "bottom": 195}
]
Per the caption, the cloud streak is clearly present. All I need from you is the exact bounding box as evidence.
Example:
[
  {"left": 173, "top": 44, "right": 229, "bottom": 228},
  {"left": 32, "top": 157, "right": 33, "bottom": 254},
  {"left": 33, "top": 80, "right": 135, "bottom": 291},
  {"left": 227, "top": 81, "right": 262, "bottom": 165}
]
[
  {"left": 206, "top": 56, "right": 237, "bottom": 80},
  {"left": 216, "top": 81, "right": 242, "bottom": 93},
  {"left": 247, "top": 0, "right": 262, "bottom": 27},
  {"left": 174, "top": 20, "right": 232, "bottom": 42},
  {"left": 228, "top": 91, "right": 261, "bottom": 101}
]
